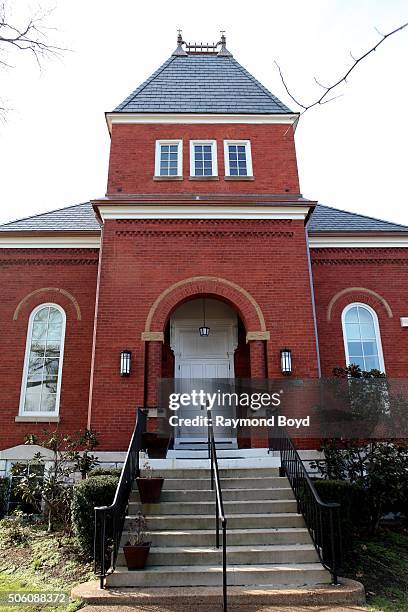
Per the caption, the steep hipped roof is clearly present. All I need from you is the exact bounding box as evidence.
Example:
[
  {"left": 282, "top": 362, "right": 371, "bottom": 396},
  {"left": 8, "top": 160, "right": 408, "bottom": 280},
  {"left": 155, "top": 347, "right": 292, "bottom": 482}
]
[
  {"left": 0, "top": 202, "right": 407, "bottom": 235},
  {"left": 308, "top": 204, "right": 408, "bottom": 234},
  {"left": 113, "top": 53, "right": 292, "bottom": 115},
  {"left": 0, "top": 202, "right": 100, "bottom": 233}
]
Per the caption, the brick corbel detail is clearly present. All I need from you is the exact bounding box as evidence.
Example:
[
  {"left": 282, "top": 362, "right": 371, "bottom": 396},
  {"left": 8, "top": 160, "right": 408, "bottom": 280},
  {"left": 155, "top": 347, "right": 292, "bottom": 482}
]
[
  {"left": 246, "top": 331, "right": 270, "bottom": 342},
  {"left": 141, "top": 331, "right": 164, "bottom": 342}
]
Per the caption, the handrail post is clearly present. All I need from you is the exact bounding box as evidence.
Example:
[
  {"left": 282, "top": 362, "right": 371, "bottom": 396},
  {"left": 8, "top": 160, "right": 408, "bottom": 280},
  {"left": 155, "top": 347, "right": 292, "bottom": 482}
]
[
  {"left": 222, "top": 521, "right": 227, "bottom": 612},
  {"left": 94, "top": 508, "right": 106, "bottom": 589},
  {"left": 215, "top": 474, "right": 220, "bottom": 549},
  {"left": 208, "top": 417, "right": 227, "bottom": 610},
  {"left": 93, "top": 408, "right": 147, "bottom": 589},
  {"left": 329, "top": 505, "right": 339, "bottom": 585},
  {"left": 207, "top": 409, "right": 211, "bottom": 460},
  {"left": 271, "top": 420, "right": 341, "bottom": 584}
]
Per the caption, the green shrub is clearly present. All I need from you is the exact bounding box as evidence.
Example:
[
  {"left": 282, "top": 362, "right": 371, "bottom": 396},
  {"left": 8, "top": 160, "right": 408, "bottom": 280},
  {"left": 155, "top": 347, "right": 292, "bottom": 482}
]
[
  {"left": 88, "top": 467, "right": 122, "bottom": 478},
  {"left": 0, "top": 512, "right": 31, "bottom": 546},
  {"left": 71, "top": 475, "right": 118, "bottom": 559},
  {"left": 313, "top": 478, "right": 369, "bottom": 536},
  {"left": 0, "top": 477, "right": 9, "bottom": 518}
]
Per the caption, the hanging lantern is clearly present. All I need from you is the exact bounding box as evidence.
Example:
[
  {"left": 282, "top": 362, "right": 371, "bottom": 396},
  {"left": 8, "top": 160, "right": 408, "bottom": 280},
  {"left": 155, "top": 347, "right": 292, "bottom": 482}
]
[{"left": 199, "top": 298, "right": 210, "bottom": 337}]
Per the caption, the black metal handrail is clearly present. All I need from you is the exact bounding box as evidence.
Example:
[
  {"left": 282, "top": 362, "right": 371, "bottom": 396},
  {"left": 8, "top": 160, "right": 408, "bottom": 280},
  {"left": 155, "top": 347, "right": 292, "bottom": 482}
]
[
  {"left": 208, "top": 415, "right": 228, "bottom": 612},
  {"left": 94, "top": 408, "right": 147, "bottom": 588},
  {"left": 270, "top": 430, "right": 341, "bottom": 584}
]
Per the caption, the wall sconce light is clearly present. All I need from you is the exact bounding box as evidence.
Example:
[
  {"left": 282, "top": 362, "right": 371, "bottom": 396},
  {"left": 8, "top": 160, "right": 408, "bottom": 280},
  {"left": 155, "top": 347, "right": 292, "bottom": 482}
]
[
  {"left": 199, "top": 298, "right": 210, "bottom": 337},
  {"left": 280, "top": 348, "right": 292, "bottom": 376},
  {"left": 120, "top": 350, "right": 132, "bottom": 377}
]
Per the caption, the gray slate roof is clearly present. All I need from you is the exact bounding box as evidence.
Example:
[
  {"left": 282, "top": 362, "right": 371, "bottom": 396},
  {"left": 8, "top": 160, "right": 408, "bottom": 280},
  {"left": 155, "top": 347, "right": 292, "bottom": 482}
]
[
  {"left": 308, "top": 204, "right": 408, "bottom": 233},
  {"left": 113, "top": 54, "right": 292, "bottom": 114},
  {"left": 0, "top": 201, "right": 407, "bottom": 235},
  {"left": 0, "top": 202, "right": 100, "bottom": 232}
]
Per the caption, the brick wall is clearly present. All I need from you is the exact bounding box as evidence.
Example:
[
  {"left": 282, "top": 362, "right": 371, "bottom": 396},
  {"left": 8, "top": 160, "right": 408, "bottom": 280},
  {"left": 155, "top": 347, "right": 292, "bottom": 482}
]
[
  {"left": 311, "top": 247, "right": 408, "bottom": 377},
  {"left": 88, "top": 218, "right": 319, "bottom": 450},
  {"left": 107, "top": 123, "right": 300, "bottom": 195},
  {"left": 0, "top": 248, "right": 98, "bottom": 449}
]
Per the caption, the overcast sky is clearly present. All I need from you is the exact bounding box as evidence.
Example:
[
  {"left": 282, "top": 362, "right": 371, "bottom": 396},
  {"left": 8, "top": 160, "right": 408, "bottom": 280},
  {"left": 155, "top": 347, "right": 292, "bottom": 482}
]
[{"left": 0, "top": 0, "right": 407, "bottom": 226}]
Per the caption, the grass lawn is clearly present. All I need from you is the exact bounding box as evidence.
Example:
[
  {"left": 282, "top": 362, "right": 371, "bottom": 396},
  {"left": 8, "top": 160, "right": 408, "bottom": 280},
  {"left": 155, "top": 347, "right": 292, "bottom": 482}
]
[
  {"left": 343, "top": 527, "right": 408, "bottom": 612},
  {"left": 0, "top": 518, "right": 407, "bottom": 612},
  {"left": 0, "top": 518, "right": 94, "bottom": 612}
]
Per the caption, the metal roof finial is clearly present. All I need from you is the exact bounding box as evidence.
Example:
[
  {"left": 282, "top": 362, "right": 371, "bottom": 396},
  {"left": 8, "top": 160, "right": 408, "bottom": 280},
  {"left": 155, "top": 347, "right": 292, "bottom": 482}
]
[
  {"left": 173, "top": 29, "right": 188, "bottom": 56},
  {"left": 217, "top": 29, "right": 232, "bottom": 57}
]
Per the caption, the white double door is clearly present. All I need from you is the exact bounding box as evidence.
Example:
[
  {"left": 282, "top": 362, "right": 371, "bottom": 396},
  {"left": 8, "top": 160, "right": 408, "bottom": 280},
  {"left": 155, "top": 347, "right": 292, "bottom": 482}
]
[{"left": 172, "top": 324, "right": 237, "bottom": 448}]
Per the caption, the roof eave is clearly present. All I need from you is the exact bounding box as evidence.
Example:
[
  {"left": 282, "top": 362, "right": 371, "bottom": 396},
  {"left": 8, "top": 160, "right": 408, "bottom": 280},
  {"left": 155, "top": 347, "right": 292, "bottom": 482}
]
[
  {"left": 308, "top": 231, "right": 408, "bottom": 237},
  {"left": 105, "top": 111, "right": 300, "bottom": 134},
  {"left": 0, "top": 229, "right": 101, "bottom": 237}
]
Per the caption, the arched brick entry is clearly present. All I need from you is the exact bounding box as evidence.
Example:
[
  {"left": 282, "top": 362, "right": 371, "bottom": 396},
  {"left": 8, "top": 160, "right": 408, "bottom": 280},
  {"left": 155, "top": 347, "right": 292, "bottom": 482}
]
[
  {"left": 143, "top": 277, "right": 270, "bottom": 408},
  {"left": 143, "top": 275, "right": 268, "bottom": 338}
]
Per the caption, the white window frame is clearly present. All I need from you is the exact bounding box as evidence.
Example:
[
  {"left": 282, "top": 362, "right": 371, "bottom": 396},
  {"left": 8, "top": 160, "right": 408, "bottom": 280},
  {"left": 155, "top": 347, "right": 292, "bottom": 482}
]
[
  {"left": 154, "top": 139, "right": 183, "bottom": 177},
  {"left": 189, "top": 140, "right": 218, "bottom": 177},
  {"left": 223, "top": 140, "right": 253, "bottom": 177},
  {"left": 19, "top": 303, "right": 66, "bottom": 417},
  {"left": 341, "top": 302, "right": 385, "bottom": 372}
]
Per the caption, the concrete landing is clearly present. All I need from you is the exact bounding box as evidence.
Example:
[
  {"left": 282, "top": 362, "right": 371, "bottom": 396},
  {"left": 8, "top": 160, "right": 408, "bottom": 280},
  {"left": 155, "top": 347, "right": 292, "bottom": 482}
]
[{"left": 72, "top": 578, "right": 366, "bottom": 608}]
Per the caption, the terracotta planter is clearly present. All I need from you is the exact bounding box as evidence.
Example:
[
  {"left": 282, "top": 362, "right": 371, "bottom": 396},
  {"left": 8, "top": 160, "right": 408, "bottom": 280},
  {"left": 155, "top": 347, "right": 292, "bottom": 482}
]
[
  {"left": 123, "top": 542, "right": 151, "bottom": 570},
  {"left": 136, "top": 477, "right": 164, "bottom": 503}
]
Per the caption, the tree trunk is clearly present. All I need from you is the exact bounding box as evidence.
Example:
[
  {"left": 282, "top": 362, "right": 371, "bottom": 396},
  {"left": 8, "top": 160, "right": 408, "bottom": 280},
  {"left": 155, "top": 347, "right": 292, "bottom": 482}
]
[{"left": 47, "top": 506, "right": 53, "bottom": 532}]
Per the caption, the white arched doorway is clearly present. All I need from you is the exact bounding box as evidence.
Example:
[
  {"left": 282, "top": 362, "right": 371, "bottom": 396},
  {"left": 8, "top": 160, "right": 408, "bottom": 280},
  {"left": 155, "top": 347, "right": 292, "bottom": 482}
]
[{"left": 170, "top": 297, "right": 238, "bottom": 449}]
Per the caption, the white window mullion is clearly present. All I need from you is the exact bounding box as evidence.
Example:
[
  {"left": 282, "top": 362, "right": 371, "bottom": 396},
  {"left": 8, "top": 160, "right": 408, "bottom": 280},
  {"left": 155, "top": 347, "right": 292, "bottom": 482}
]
[
  {"left": 19, "top": 303, "right": 66, "bottom": 417},
  {"left": 190, "top": 140, "right": 217, "bottom": 177},
  {"left": 341, "top": 303, "right": 385, "bottom": 372},
  {"left": 155, "top": 140, "right": 182, "bottom": 177},
  {"left": 224, "top": 140, "right": 253, "bottom": 177}
]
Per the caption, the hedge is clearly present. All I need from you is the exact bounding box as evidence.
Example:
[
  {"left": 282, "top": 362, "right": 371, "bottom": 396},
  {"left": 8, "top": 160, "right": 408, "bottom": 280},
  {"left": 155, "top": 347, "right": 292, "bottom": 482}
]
[
  {"left": 88, "top": 467, "right": 122, "bottom": 478},
  {"left": 71, "top": 474, "right": 119, "bottom": 558},
  {"left": 313, "top": 479, "right": 369, "bottom": 536},
  {"left": 0, "top": 477, "right": 9, "bottom": 518}
]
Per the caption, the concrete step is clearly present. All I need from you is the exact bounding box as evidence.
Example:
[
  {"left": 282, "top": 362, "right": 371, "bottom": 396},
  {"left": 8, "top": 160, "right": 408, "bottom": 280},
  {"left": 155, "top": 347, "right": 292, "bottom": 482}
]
[
  {"left": 130, "top": 486, "right": 294, "bottom": 502},
  {"left": 121, "top": 527, "right": 311, "bottom": 548},
  {"left": 167, "top": 449, "right": 270, "bottom": 459},
  {"left": 130, "top": 499, "right": 297, "bottom": 515},
  {"left": 146, "top": 476, "right": 287, "bottom": 491},
  {"left": 106, "top": 563, "right": 331, "bottom": 588},
  {"left": 73, "top": 578, "right": 366, "bottom": 608},
  {"left": 116, "top": 543, "right": 319, "bottom": 567},
  {"left": 124, "top": 513, "right": 305, "bottom": 533},
  {"left": 140, "top": 467, "right": 279, "bottom": 479}
]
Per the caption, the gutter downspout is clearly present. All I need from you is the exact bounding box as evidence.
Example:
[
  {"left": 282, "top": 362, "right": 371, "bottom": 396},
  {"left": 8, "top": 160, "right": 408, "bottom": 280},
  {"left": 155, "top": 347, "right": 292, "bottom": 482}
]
[
  {"left": 305, "top": 226, "right": 321, "bottom": 378},
  {"left": 87, "top": 225, "right": 104, "bottom": 429}
]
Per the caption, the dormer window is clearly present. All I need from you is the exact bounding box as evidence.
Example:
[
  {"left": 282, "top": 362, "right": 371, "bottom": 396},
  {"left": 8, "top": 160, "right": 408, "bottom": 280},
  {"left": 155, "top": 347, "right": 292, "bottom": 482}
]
[
  {"left": 190, "top": 140, "right": 217, "bottom": 177},
  {"left": 224, "top": 140, "right": 253, "bottom": 177},
  {"left": 155, "top": 140, "right": 182, "bottom": 177}
]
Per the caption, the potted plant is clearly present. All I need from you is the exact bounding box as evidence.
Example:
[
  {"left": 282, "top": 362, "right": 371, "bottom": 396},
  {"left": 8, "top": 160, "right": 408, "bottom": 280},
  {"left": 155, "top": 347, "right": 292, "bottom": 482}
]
[
  {"left": 136, "top": 459, "right": 164, "bottom": 503},
  {"left": 123, "top": 512, "right": 151, "bottom": 570}
]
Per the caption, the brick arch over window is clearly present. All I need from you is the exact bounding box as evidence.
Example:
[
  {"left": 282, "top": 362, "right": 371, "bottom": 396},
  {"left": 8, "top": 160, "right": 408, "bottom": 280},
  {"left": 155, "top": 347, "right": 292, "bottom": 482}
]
[
  {"left": 13, "top": 288, "right": 82, "bottom": 321},
  {"left": 327, "top": 287, "right": 393, "bottom": 322},
  {"left": 143, "top": 276, "right": 268, "bottom": 340}
]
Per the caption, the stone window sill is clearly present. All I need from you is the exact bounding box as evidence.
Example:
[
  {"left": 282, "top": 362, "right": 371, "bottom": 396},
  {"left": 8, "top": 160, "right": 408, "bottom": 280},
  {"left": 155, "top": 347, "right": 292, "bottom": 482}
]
[
  {"left": 224, "top": 176, "right": 255, "bottom": 181},
  {"left": 15, "top": 415, "right": 60, "bottom": 423},
  {"left": 153, "top": 176, "right": 183, "bottom": 181},
  {"left": 189, "top": 176, "right": 219, "bottom": 181}
]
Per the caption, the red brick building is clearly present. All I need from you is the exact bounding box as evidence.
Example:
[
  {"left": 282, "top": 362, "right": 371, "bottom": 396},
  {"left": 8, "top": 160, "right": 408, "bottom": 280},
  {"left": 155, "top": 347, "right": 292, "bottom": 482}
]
[{"left": 1, "top": 34, "right": 408, "bottom": 467}]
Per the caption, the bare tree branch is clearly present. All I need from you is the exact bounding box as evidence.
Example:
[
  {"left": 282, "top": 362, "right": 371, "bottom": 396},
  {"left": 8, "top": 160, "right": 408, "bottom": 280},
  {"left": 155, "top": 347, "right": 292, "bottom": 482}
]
[
  {"left": 276, "top": 21, "right": 408, "bottom": 121},
  {"left": 0, "top": 1, "right": 67, "bottom": 117}
]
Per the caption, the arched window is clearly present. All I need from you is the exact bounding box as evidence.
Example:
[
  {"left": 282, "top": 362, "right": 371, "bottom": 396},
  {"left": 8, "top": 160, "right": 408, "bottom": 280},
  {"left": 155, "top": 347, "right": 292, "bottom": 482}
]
[
  {"left": 341, "top": 303, "right": 385, "bottom": 372},
  {"left": 19, "top": 304, "right": 66, "bottom": 415}
]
